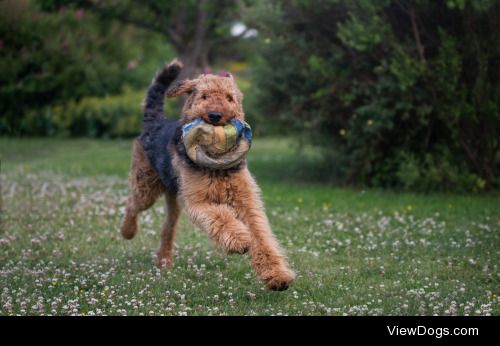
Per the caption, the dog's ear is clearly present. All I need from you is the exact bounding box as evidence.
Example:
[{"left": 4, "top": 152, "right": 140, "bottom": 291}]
[
  {"left": 166, "top": 79, "right": 196, "bottom": 98},
  {"left": 218, "top": 71, "right": 234, "bottom": 80}
]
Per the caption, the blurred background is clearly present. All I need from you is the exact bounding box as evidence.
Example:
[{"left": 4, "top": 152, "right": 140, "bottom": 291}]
[{"left": 1, "top": 0, "right": 499, "bottom": 193}]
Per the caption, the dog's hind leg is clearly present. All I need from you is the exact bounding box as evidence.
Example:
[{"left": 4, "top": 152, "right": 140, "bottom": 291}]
[
  {"left": 121, "top": 139, "right": 164, "bottom": 240},
  {"left": 155, "top": 192, "right": 180, "bottom": 268}
]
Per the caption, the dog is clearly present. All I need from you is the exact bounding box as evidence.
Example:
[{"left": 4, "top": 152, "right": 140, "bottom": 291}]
[{"left": 120, "top": 59, "right": 295, "bottom": 291}]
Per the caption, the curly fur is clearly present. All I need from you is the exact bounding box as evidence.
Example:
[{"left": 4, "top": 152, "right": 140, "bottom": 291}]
[{"left": 120, "top": 59, "right": 295, "bottom": 291}]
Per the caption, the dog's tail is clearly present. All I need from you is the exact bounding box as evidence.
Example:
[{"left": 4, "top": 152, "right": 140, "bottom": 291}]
[{"left": 143, "top": 59, "right": 183, "bottom": 123}]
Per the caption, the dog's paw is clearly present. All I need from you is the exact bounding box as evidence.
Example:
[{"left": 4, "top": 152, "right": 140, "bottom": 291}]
[
  {"left": 120, "top": 216, "right": 138, "bottom": 240},
  {"left": 227, "top": 243, "right": 250, "bottom": 255},
  {"left": 264, "top": 270, "right": 295, "bottom": 291},
  {"left": 154, "top": 253, "right": 174, "bottom": 269},
  {"left": 225, "top": 232, "right": 252, "bottom": 255}
]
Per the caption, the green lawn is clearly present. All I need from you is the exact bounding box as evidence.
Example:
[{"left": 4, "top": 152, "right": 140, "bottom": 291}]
[{"left": 1, "top": 137, "right": 499, "bottom": 316}]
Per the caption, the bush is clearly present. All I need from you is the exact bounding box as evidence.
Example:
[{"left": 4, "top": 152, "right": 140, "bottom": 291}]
[
  {"left": 247, "top": 0, "right": 500, "bottom": 192},
  {"left": 47, "top": 89, "right": 144, "bottom": 138},
  {"left": 0, "top": 0, "right": 174, "bottom": 136},
  {"left": 22, "top": 88, "right": 180, "bottom": 138}
]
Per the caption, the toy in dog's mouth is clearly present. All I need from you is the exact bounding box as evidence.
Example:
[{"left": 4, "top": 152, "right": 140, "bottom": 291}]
[{"left": 181, "top": 118, "right": 252, "bottom": 170}]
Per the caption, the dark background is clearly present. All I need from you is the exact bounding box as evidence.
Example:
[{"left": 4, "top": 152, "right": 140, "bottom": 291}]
[{"left": 1, "top": 0, "right": 499, "bottom": 192}]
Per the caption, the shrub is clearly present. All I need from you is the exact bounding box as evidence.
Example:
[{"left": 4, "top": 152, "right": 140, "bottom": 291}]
[
  {"left": 26, "top": 88, "right": 179, "bottom": 138},
  {"left": 247, "top": 0, "right": 500, "bottom": 192},
  {"left": 0, "top": 0, "right": 174, "bottom": 136}
]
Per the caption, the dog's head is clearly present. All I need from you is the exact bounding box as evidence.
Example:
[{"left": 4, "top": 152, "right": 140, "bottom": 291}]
[{"left": 166, "top": 72, "right": 244, "bottom": 126}]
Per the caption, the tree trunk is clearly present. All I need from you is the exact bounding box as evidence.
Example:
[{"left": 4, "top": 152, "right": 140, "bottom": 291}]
[
  {"left": 174, "top": 48, "right": 208, "bottom": 107},
  {"left": 173, "top": 0, "right": 210, "bottom": 106},
  {"left": 171, "top": 0, "right": 209, "bottom": 80},
  {"left": 178, "top": 48, "right": 208, "bottom": 80}
]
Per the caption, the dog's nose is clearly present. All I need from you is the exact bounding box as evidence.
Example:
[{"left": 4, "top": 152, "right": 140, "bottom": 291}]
[{"left": 208, "top": 112, "right": 222, "bottom": 124}]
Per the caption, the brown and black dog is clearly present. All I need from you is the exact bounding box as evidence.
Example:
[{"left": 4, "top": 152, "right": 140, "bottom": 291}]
[{"left": 120, "top": 59, "right": 294, "bottom": 291}]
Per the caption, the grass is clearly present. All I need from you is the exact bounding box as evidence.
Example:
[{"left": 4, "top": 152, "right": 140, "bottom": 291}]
[{"left": 0, "top": 137, "right": 499, "bottom": 316}]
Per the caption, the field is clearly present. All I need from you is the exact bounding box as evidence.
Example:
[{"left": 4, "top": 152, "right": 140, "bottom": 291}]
[{"left": 1, "top": 138, "right": 499, "bottom": 316}]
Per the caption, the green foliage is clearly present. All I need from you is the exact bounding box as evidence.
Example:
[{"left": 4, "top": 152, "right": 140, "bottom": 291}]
[
  {"left": 248, "top": 0, "right": 500, "bottom": 192},
  {"left": 37, "top": 0, "right": 256, "bottom": 77},
  {"left": 17, "top": 88, "right": 181, "bottom": 138},
  {"left": 0, "top": 0, "right": 173, "bottom": 136},
  {"left": 3, "top": 0, "right": 500, "bottom": 193},
  {"left": 337, "top": 10, "right": 386, "bottom": 52},
  {"left": 46, "top": 89, "right": 144, "bottom": 138}
]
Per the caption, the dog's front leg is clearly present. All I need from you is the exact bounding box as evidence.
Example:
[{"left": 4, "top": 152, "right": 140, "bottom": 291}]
[
  {"left": 184, "top": 201, "right": 252, "bottom": 254},
  {"left": 245, "top": 206, "right": 296, "bottom": 291},
  {"left": 173, "top": 157, "right": 252, "bottom": 254},
  {"left": 235, "top": 170, "right": 295, "bottom": 291}
]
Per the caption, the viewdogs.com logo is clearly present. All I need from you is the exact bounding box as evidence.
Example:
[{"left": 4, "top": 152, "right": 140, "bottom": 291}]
[{"left": 387, "top": 326, "right": 479, "bottom": 338}]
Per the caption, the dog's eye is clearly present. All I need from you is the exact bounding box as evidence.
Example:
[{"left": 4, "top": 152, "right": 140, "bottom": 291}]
[
  {"left": 201, "top": 94, "right": 207, "bottom": 100},
  {"left": 226, "top": 95, "right": 233, "bottom": 102}
]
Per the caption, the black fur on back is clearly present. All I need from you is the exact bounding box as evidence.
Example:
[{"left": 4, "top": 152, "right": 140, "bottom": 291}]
[{"left": 139, "top": 61, "right": 183, "bottom": 193}]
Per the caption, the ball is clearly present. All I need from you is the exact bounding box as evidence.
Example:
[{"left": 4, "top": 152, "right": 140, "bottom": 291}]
[{"left": 181, "top": 119, "right": 252, "bottom": 170}]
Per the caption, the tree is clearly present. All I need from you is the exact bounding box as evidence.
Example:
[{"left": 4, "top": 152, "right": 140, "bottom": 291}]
[
  {"left": 0, "top": 0, "right": 172, "bottom": 135},
  {"left": 38, "top": 0, "right": 253, "bottom": 79}
]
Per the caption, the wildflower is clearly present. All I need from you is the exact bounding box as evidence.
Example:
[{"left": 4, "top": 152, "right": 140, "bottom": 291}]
[
  {"left": 75, "top": 9, "right": 84, "bottom": 19},
  {"left": 127, "top": 60, "right": 138, "bottom": 70}
]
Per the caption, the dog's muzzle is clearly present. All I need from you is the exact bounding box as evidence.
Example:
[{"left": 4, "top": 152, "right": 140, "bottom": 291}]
[{"left": 208, "top": 112, "right": 222, "bottom": 124}]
